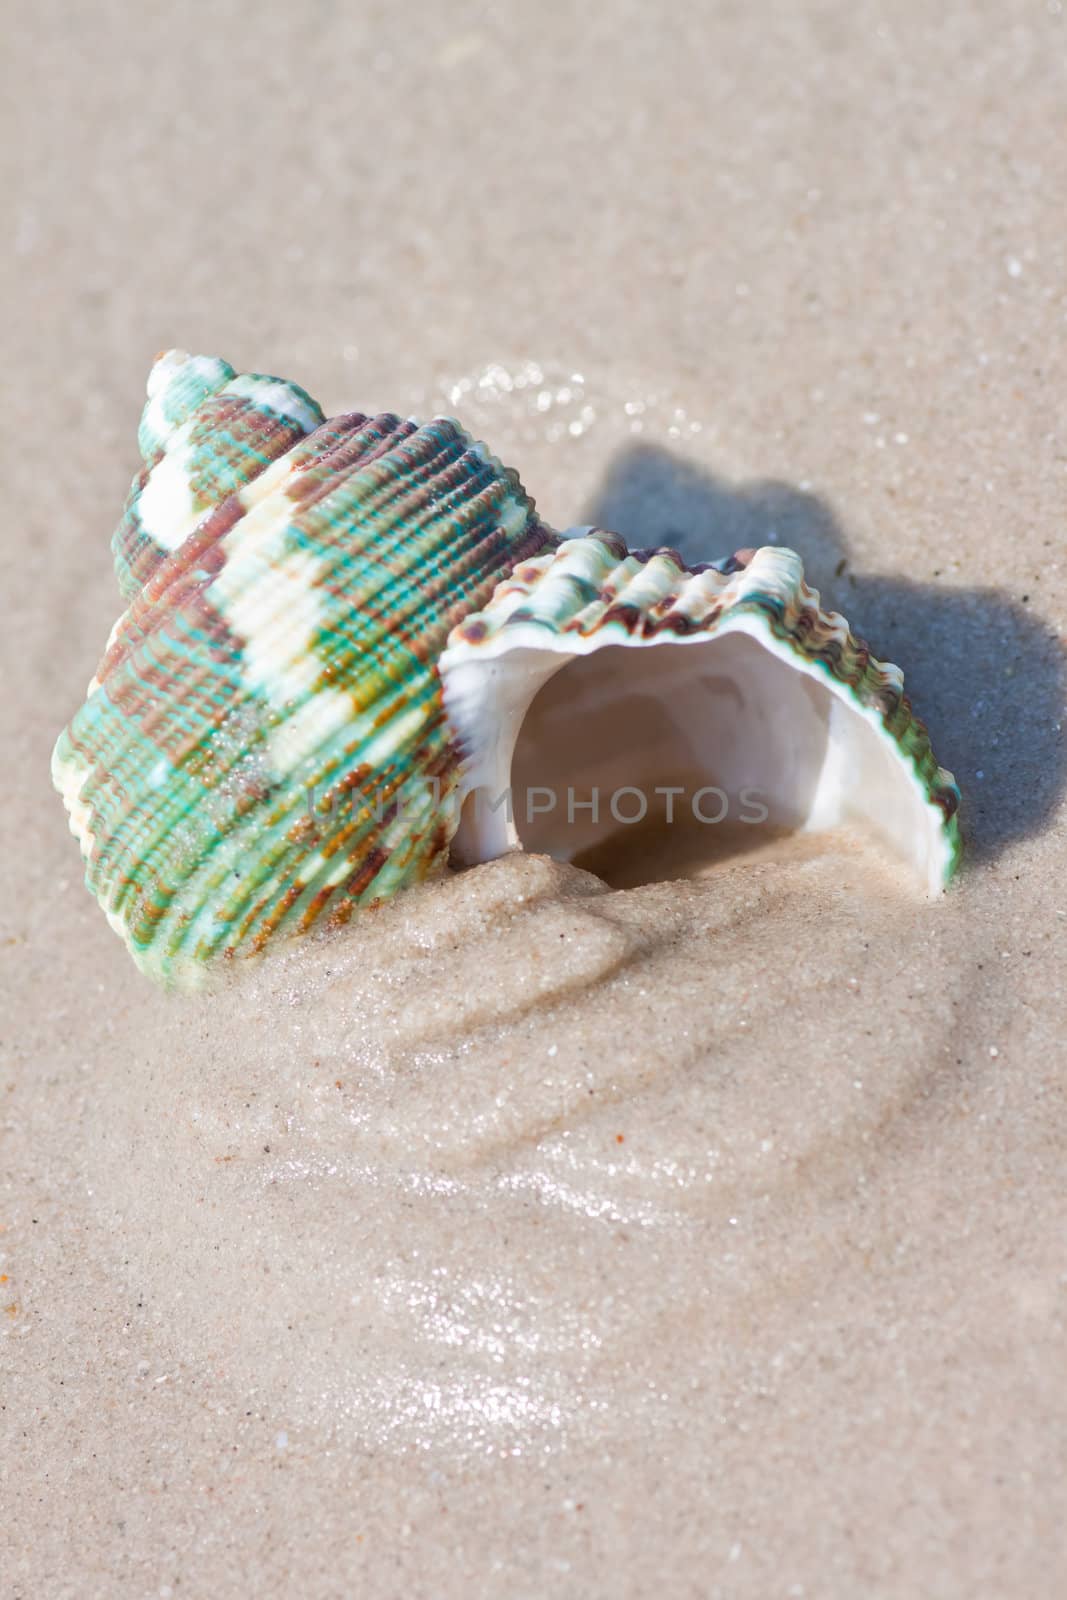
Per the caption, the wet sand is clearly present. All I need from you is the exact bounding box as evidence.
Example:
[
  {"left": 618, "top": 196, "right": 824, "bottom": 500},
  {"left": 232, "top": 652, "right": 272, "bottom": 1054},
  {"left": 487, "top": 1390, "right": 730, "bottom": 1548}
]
[{"left": 5, "top": 2, "right": 1067, "bottom": 1596}]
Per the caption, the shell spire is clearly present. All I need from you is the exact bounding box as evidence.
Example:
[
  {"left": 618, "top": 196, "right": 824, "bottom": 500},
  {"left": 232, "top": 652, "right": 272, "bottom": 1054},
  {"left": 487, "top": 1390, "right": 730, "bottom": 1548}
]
[{"left": 113, "top": 349, "right": 326, "bottom": 601}]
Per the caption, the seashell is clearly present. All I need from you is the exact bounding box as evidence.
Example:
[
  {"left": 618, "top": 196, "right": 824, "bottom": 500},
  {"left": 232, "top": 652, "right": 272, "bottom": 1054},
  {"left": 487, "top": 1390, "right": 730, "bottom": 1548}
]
[
  {"left": 54, "top": 353, "right": 960, "bottom": 987},
  {"left": 53, "top": 350, "right": 552, "bottom": 985},
  {"left": 439, "top": 532, "right": 961, "bottom": 894}
]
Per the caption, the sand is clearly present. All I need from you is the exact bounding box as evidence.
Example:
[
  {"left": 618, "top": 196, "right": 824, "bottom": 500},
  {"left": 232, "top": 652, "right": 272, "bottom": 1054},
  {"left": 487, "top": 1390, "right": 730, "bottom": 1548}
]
[{"left": 4, "top": 1, "right": 1067, "bottom": 1595}]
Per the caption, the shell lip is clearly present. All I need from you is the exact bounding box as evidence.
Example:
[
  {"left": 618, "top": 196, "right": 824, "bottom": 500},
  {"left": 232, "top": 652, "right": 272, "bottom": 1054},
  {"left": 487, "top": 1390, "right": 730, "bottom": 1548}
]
[{"left": 439, "top": 537, "right": 961, "bottom": 897}]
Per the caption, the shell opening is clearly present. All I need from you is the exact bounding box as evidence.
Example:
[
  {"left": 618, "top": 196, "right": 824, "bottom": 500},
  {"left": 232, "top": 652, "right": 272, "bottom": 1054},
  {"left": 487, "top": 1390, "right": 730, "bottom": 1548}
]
[{"left": 448, "top": 631, "right": 949, "bottom": 893}]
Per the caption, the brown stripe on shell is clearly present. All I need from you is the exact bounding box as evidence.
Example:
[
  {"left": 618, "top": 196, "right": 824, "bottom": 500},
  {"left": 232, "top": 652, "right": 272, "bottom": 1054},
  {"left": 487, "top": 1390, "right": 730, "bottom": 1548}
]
[{"left": 247, "top": 878, "right": 308, "bottom": 954}]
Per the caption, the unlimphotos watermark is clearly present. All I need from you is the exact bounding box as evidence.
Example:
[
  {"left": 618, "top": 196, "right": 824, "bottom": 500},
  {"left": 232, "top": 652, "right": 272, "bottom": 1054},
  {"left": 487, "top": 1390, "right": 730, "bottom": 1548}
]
[{"left": 305, "top": 779, "right": 769, "bottom": 829}]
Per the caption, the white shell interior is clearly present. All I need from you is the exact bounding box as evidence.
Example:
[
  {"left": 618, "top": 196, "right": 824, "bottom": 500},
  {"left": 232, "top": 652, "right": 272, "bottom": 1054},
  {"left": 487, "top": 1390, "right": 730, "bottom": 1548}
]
[{"left": 445, "top": 622, "right": 952, "bottom": 894}]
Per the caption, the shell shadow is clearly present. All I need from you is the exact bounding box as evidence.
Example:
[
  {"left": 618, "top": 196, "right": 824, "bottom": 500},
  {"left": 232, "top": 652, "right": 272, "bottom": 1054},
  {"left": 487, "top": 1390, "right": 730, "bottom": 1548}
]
[{"left": 585, "top": 444, "right": 1067, "bottom": 862}]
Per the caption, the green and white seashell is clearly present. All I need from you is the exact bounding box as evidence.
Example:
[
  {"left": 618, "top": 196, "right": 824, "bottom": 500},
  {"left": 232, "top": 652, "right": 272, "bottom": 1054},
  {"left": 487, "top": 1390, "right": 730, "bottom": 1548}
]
[
  {"left": 440, "top": 532, "right": 961, "bottom": 895},
  {"left": 53, "top": 350, "right": 552, "bottom": 985},
  {"left": 54, "top": 353, "right": 960, "bottom": 988}
]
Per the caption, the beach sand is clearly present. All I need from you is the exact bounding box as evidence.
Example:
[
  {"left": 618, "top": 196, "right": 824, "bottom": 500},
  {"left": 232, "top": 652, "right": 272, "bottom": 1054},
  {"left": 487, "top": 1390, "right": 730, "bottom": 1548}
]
[{"left": 4, "top": 2, "right": 1066, "bottom": 1595}]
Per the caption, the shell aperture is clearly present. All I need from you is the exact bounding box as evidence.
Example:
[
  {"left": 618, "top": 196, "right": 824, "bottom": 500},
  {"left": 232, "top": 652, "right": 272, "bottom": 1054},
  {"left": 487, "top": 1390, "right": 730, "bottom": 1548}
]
[{"left": 440, "top": 535, "right": 961, "bottom": 895}]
